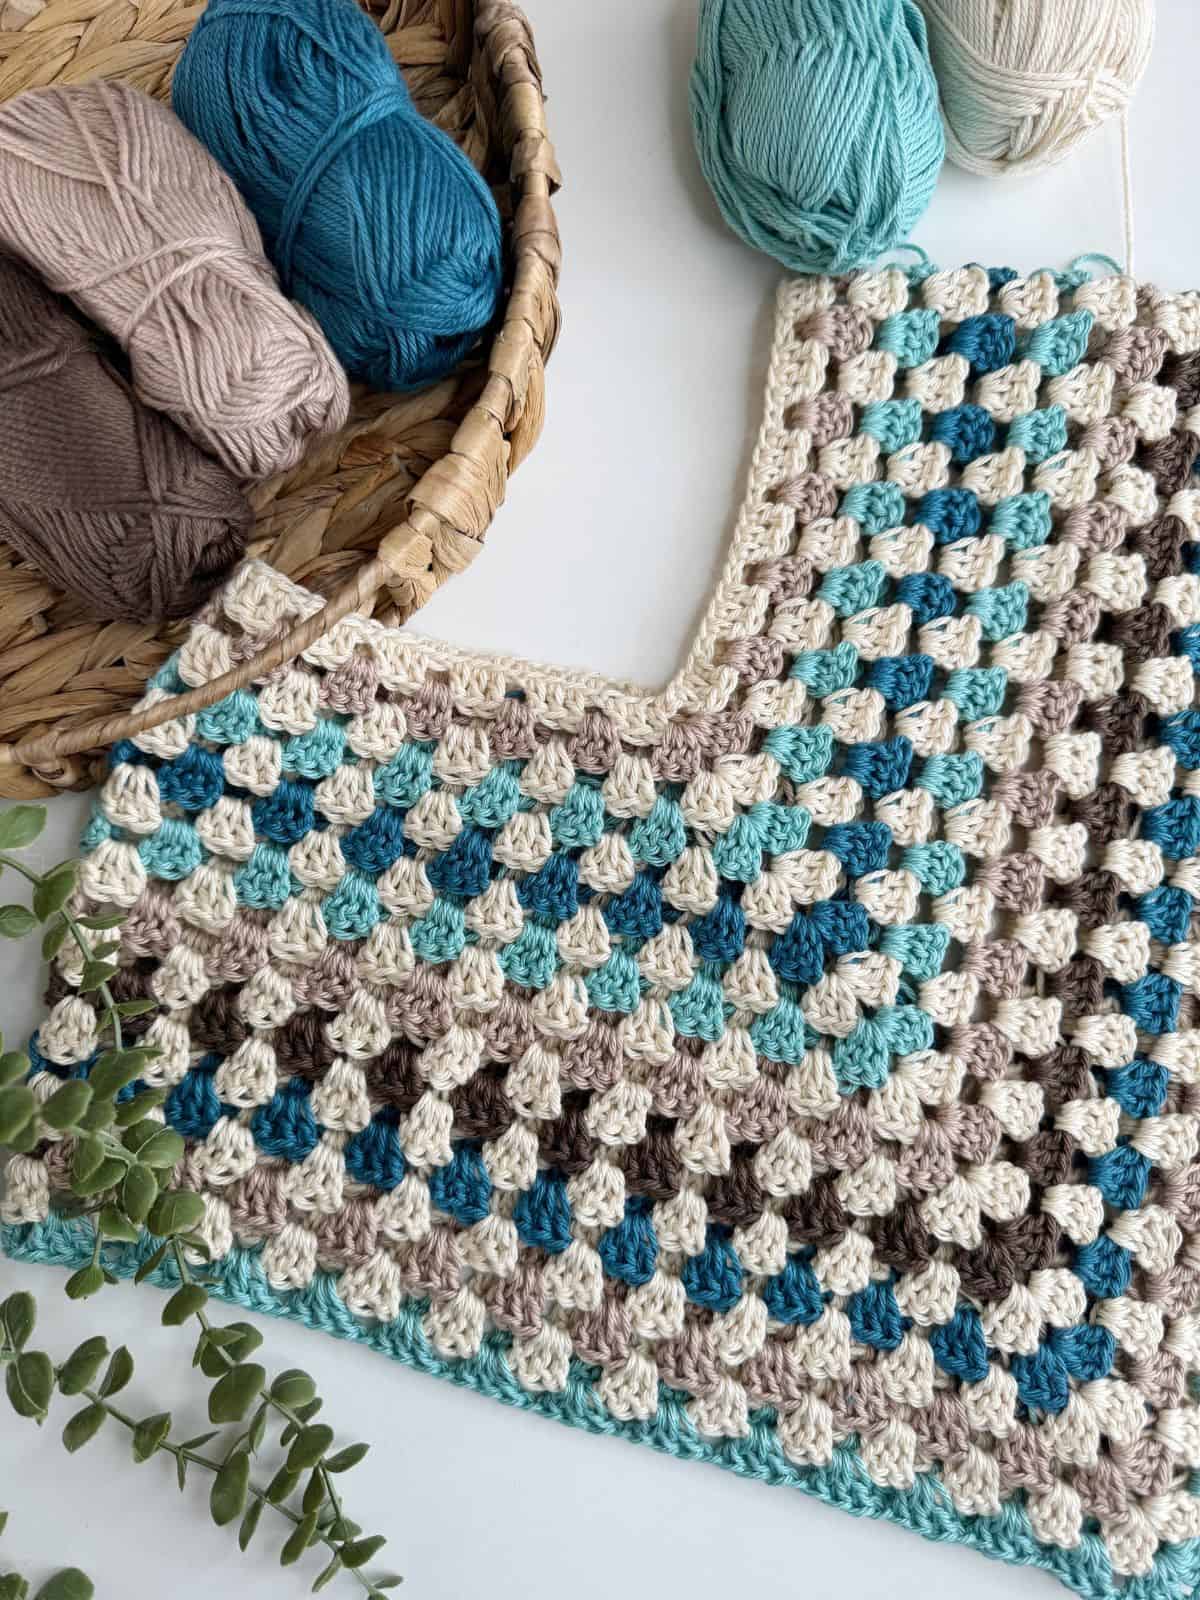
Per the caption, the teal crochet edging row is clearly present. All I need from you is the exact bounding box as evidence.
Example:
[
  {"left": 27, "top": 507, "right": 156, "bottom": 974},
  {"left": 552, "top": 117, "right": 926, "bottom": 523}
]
[{"left": 6, "top": 1215, "right": 1200, "bottom": 1600}]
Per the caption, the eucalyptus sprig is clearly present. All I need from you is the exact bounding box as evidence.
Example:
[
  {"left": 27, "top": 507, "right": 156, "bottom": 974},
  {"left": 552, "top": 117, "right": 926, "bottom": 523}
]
[{"left": 0, "top": 805, "right": 400, "bottom": 1596}]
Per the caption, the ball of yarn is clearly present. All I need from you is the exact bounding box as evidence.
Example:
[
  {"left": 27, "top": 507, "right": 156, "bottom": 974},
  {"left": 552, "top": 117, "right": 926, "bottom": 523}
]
[
  {"left": 173, "top": 0, "right": 504, "bottom": 394},
  {"left": 918, "top": 0, "right": 1155, "bottom": 176},
  {"left": 690, "top": 0, "right": 945, "bottom": 274},
  {"left": 0, "top": 254, "right": 251, "bottom": 622},
  {"left": 0, "top": 80, "right": 349, "bottom": 480}
]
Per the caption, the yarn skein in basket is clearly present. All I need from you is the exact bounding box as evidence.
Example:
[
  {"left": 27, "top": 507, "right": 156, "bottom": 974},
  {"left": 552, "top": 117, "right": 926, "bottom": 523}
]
[
  {"left": 917, "top": 0, "right": 1155, "bottom": 176},
  {"left": 0, "top": 0, "right": 561, "bottom": 800},
  {"left": 0, "top": 253, "right": 251, "bottom": 622},
  {"left": 690, "top": 0, "right": 945, "bottom": 273},
  {"left": 0, "top": 78, "right": 350, "bottom": 481},
  {"left": 174, "top": 0, "right": 505, "bottom": 394}
]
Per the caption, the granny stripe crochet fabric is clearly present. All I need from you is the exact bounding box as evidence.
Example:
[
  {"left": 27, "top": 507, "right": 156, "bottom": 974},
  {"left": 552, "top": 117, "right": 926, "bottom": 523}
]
[{"left": 9, "top": 263, "right": 1200, "bottom": 1596}]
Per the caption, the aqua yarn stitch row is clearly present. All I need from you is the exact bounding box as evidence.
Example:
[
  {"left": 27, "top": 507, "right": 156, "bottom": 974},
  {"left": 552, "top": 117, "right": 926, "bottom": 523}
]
[{"left": 9, "top": 262, "right": 1200, "bottom": 1597}]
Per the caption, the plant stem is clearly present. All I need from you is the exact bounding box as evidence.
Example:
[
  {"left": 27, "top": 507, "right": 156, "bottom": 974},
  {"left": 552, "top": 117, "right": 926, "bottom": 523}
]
[
  {"left": 0, "top": 853, "right": 124, "bottom": 1052},
  {"left": 78, "top": 1390, "right": 332, "bottom": 1533},
  {"left": 168, "top": 1242, "right": 356, "bottom": 1564}
]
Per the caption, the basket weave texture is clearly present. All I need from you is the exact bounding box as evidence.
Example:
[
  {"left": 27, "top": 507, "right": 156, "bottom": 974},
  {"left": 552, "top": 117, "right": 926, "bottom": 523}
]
[{"left": 0, "top": 0, "right": 561, "bottom": 798}]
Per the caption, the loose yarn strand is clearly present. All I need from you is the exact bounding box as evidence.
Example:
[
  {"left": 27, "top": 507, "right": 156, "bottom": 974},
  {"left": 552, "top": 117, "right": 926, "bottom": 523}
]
[{"left": 1119, "top": 107, "right": 1136, "bottom": 274}]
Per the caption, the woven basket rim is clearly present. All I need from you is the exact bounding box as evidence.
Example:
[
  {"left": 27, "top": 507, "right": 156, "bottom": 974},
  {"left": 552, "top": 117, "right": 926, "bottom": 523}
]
[{"left": 0, "top": 0, "right": 562, "bottom": 795}]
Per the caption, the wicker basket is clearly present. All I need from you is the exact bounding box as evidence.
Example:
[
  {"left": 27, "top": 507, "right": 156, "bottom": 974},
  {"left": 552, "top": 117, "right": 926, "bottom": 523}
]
[{"left": 0, "top": 0, "right": 561, "bottom": 799}]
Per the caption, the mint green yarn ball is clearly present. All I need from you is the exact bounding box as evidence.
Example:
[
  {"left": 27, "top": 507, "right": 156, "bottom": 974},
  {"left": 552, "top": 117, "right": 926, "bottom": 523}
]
[{"left": 690, "top": 0, "right": 945, "bottom": 273}]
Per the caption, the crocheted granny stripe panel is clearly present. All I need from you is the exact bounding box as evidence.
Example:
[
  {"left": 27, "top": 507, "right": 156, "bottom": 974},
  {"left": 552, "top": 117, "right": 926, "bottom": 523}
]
[{"left": 9, "top": 263, "right": 1200, "bottom": 1596}]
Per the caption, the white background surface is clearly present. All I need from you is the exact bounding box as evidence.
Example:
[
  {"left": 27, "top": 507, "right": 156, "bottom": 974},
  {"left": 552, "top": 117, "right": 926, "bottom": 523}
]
[{"left": 2, "top": 2, "right": 1198, "bottom": 1595}]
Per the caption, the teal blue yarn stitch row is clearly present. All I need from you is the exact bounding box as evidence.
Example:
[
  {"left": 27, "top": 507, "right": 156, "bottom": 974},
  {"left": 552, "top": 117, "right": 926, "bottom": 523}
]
[{"left": 6, "top": 1215, "right": 1200, "bottom": 1600}]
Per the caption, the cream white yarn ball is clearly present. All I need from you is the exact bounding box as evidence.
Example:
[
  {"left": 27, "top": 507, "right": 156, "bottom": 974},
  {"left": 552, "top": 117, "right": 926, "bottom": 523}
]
[{"left": 917, "top": 0, "right": 1154, "bottom": 176}]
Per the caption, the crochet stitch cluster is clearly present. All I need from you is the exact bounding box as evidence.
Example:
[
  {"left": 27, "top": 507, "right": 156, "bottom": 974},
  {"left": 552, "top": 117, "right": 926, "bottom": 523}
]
[{"left": 8, "top": 262, "right": 1200, "bottom": 1598}]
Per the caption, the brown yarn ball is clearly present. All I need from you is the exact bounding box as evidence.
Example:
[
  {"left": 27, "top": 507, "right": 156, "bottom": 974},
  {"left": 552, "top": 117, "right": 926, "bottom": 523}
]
[{"left": 0, "top": 254, "right": 251, "bottom": 622}]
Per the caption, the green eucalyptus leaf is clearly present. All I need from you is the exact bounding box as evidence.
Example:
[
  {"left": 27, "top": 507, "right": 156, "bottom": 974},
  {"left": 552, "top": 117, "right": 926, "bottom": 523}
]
[
  {"left": 281, "top": 1513, "right": 319, "bottom": 1567},
  {"left": 97, "top": 1346, "right": 133, "bottom": 1398},
  {"left": 372, "top": 1577, "right": 403, "bottom": 1591},
  {"left": 131, "top": 1411, "right": 171, "bottom": 1463},
  {"left": 57, "top": 1336, "right": 108, "bottom": 1395},
  {"left": 113, "top": 999, "right": 158, "bottom": 1017},
  {"left": 179, "top": 1430, "right": 220, "bottom": 1450},
  {"left": 62, "top": 1403, "right": 106, "bottom": 1453},
  {"left": 201, "top": 1325, "right": 240, "bottom": 1348},
  {"left": 113, "top": 1089, "right": 168, "bottom": 1128},
  {"left": 270, "top": 1370, "right": 316, "bottom": 1408},
  {"left": 79, "top": 962, "right": 118, "bottom": 995},
  {"left": 147, "top": 1190, "right": 206, "bottom": 1237},
  {"left": 287, "top": 1424, "right": 334, "bottom": 1473},
  {"left": 32, "top": 865, "right": 77, "bottom": 923},
  {"left": 325, "top": 1442, "right": 369, "bottom": 1474},
  {"left": 120, "top": 1118, "right": 163, "bottom": 1153},
  {"left": 76, "top": 1100, "right": 116, "bottom": 1133},
  {"left": 41, "top": 919, "right": 70, "bottom": 962},
  {"left": 33, "top": 1570, "right": 92, "bottom": 1600},
  {"left": 197, "top": 1335, "right": 228, "bottom": 1380},
  {"left": 76, "top": 913, "right": 123, "bottom": 930},
  {"left": 88, "top": 1053, "right": 146, "bottom": 1100},
  {"left": 4, "top": 1121, "right": 38, "bottom": 1155},
  {"left": 0, "top": 1084, "right": 36, "bottom": 1143},
  {"left": 39, "top": 1080, "right": 92, "bottom": 1131},
  {"left": 210, "top": 1452, "right": 250, "bottom": 1527},
  {"left": 6, "top": 1350, "right": 53, "bottom": 1420},
  {"left": 302, "top": 1469, "right": 326, "bottom": 1516},
  {"left": 223, "top": 1324, "right": 263, "bottom": 1362},
  {"left": 96, "top": 1205, "right": 139, "bottom": 1243},
  {"left": 266, "top": 1464, "right": 300, "bottom": 1504},
  {"left": 131, "top": 1128, "right": 183, "bottom": 1171},
  {"left": 312, "top": 1556, "right": 342, "bottom": 1594},
  {"left": 295, "top": 1398, "right": 323, "bottom": 1422},
  {"left": 64, "top": 1266, "right": 105, "bottom": 1302},
  {"left": 237, "top": 1496, "right": 264, "bottom": 1552},
  {"left": 0, "top": 906, "right": 36, "bottom": 940},
  {"left": 133, "top": 1239, "right": 170, "bottom": 1283},
  {"left": 0, "top": 805, "right": 46, "bottom": 850},
  {"left": 0, "top": 1289, "right": 35, "bottom": 1352},
  {"left": 246, "top": 1402, "right": 268, "bottom": 1455},
  {"left": 162, "top": 1284, "right": 208, "bottom": 1326},
  {"left": 0, "top": 1050, "right": 28, "bottom": 1087},
  {"left": 0, "top": 1573, "right": 28, "bottom": 1600},
  {"left": 70, "top": 1135, "right": 105, "bottom": 1183},
  {"left": 340, "top": 1536, "right": 386, "bottom": 1570},
  {"left": 176, "top": 1454, "right": 187, "bottom": 1493},
  {"left": 208, "top": 1363, "right": 266, "bottom": 1424},
  {"left": 121, "top": 1164, "right": 158, "bottom": 1224},
  {"left": 70, "top": 1157, "right": 126, "bottom": 1198}
]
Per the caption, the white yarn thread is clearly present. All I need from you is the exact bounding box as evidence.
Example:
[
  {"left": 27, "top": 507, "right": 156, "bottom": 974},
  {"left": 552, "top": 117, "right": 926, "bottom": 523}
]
[{"left": 918, "top": 0, "right": 1154, "bottom": 267}]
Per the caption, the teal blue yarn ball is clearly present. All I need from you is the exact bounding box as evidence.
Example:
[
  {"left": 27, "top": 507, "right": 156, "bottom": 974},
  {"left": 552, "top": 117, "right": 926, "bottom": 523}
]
[
  {"left": 173, "top": 0, "right": 503, "bottom": 393},
  {"left": 690, "top": 0, "right": 945, "bottom": 274}
]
